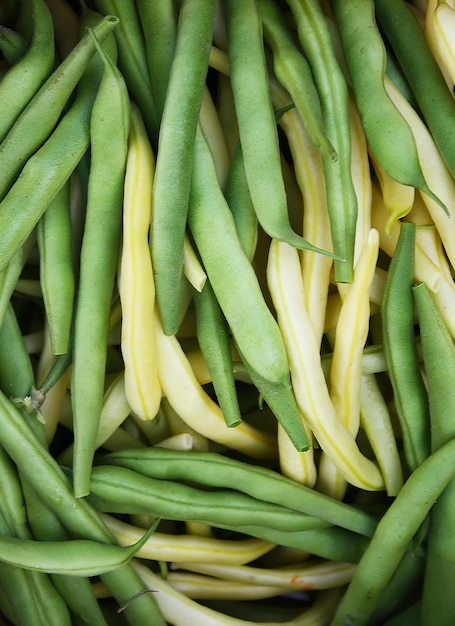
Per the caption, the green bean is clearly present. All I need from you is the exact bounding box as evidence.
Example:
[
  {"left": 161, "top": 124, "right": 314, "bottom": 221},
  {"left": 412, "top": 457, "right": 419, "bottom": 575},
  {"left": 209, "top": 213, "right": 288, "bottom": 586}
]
[
  {"left": 383, "top": 601, "right": 421, "bottom": 626},
  {"left": 86, "top": 464, "right": 330, "bottom": 534},
  {"left": 0, "top": 14, "right": 118, "bottom": 203},
  {"left": 0, "top": 523, "right": 157, "bottom": 577},
  {"left": 385, "top": 47, "right": 418, "bottom": 110},
  {"left": 257, "top": 0, "right": 336, "bottom": 161},
  {"left": 331, "top": 436, "right": 455, "bottom": 625},
  {"left": 193, "top": 280, "right": 242, "bottom": 428},
  {"left": 188, "top": 127, "right": 310, "bottom": 451},
  {"left": 381, "top": 221, "right": 430, "bottom": 471},
  {"left": 223, "top": 0, "right": 335, "bottom": 265},
  {"left": 101, "top": 448, "right": 379, "bottom": 537},
  {"left": 0, "top": 234, "right": 35, "bottom": 326},
  {"left": 0, "top": 303, "right": 34, "bottom": 401},
  {"left": 223, "top": 143, "right": 258, "bottom": 262},
  {"left": 150, "top": 0, "right": 216, "bottom": 335},
  {"left": 0, "top": 390, "right": 166, "bottom": 624},
  {"left": 92, "top": 0, "right": 159, "bottom": 143},
  {"left": 0, "top": 25, "right": 27, "bottom": 63},
  {"left": 71, "top": 27, "right": 130, "bottom": 498},
  {"left": 286, "top": 0, "right": 357, "bottom": 282},
  {"left": 375, "top": 0, "right": 455, "bottom": 181},
  {"left": 0, "top": 561, "right": 42, "bottom": 626},
  {"left": 136, "top": 0, "right": 177, "bottom": 120},
  {"left": 36, "top": 179, "right": 75, "bottom": 356},
  {"left": 0, "top": 0, "right": 54, "bottom": 144},
  {"left": 413, "top": 281, "right": 455, "bottom": 625},
  {"left": 332, "top": 0, "right": 444, "bottom": 213},
  {"left": 21, "top": 479, "right": 108, "bottom": 626},
  {"left": 0, "top": 446, "right": 28, "bottom": 539}
]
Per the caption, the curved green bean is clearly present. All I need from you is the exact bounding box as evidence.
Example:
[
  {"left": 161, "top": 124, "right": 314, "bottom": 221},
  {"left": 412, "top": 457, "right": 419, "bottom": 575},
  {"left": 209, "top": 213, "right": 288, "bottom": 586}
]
[
  {"left": 0, "top": 25, "right": 27, "bottom": 64},
  {"left": 188, "top": 127, "right": 309, "bottom": 451},
  {"left": 0, "top": 0, "right": 54, "bottom": 144}
]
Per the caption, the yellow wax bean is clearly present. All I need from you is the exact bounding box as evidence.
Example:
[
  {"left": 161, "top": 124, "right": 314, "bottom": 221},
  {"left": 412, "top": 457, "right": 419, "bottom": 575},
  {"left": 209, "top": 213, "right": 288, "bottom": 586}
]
[
  {"left": 153, "top": 312, "right": 277, "bottom": 459},
  {"left": 266, "top": 239, "right": 384, "bottom": 491},
  {"left": 119, "top": 105, "right": 161, "bottom": 421}
]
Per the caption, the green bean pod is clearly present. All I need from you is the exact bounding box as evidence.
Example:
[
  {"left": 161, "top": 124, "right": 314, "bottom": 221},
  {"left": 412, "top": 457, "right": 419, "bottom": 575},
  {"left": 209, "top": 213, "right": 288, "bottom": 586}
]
[
  {"left": 413, "top": 282, "right": 455, "bottom": 625},
  {"left": 332, "top": 0, "right": 444, "bottom": 210},
  {"left": 331, "top": 436, "right": 455, "bottom": 625},
  {"left": 223, "top": 142, "right": 258, "bottom": 262},
  {"left": 0, "top": 560, "right": 43, "bottom": 626},
  {"left": 188, "top": 127, "right": 309, "bottom": 451},
  {"left": 92, "top": 0, "right": 159, "bottom": 143},
  {"left": 101, "top": 447, "right": 379, "bottom": 538},
  {"left": 0, "top": 25, "right": 27, "bottom": 64},
  {"left": 0, "top": 14, "right": 119, "bottom": 202},
  {"left": 193, "top": 280, "right": 242, "bottom": 428},
  {"left": 0, "top": 390, "right": 166, "bottom": 624},
  {"left": 71, "top": 28, "right": 130, "bottom": 498},
  {"left": 375, "top": 0, "right": 455, "bottom": 182},
  {"left": 36, "top": 179, "right": 75, "bottom": 356},
  {"left": 223, "top": 0, "right": 335, "bottom": 263},
  {"left": 136, "top": 0, "right": 177, "bottom": 120},
  {"left": 257, "top": 0, "right": 336, "bottom": 161},
  {"left": 0, "top": 0, "right": 54, "bottom": 144},
  {"left": 285, "top": 0, "right": 357, "bottom": 282},
  {"left": 86, "top": 464, "right": 329, "bottom": 533},
  {"left": 150, "top": 0, "right": 216, "bottom": 335},
  {"left": 0, "top": 303, "right": 35, "bottom": 401},
  {"left": 381, "top": 221, "right": 430, "bottom": 471}
]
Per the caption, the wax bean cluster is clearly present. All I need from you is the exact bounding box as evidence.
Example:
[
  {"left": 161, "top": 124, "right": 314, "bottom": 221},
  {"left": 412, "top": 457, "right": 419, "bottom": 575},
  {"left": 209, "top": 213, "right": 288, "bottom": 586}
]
[{"left": 1, "top": 0, "right": 455, "bottom": 624}]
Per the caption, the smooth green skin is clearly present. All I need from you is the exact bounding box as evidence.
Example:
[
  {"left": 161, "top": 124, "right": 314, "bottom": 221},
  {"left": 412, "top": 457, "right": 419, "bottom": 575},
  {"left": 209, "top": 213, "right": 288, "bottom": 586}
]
[
  {"left": 413, "top": 282, "right": 455, "bottom": 625},
  {"left": 37, "top": 180, "right": 75, "bottom": 356},
  {"left": 150, "top": 0, "right": 216, "bottom": 336},
  {"left": 136, "top": 0, "right": 177, "bottom": 120},
  {"left": 258, "top": 0, "right": 336, "bottom": 161},
  {"left": 0, "top": 235, "right": 35, "bottom": 327},
  {"left": 92, "top": 0, "right": 159, "bottom": 144},
  {"left": 87, "top": 464, "right": 329, "bottom": 533},
  {"left": 188, "top": 127, "right": 309, "bottom": 451},
  {"left": 0, "top": 390, "right": 166, "bottom": 626},
  {"left": 0, "top": 561, "right": 43, "bottom": 626},
  {"left": 286, "top": 0, "right": 357, "bottom": 282},
  {"left": 375, "top": 0, "right": 455, "bottom": 182},
  {"left": 332, "top": 0, "right": 443, "bottom": 208},
  {"left": 0, "top": 15, "right": 118, "bottom": 203},
  {"left": 0, "top": 0, "right": 54, "bottom": 144},
  {"left": 0, "top": 303, "right": 34, "bottom": 400},
  {"left": 381, "top": 222, "right": 430, "bottom": 471},
  {"left": 102, "top": 448, "right": 379, "bottom": 537},
  {"left": 0, "top": 524, "right": 156, "bottom": 577},
  {"left": 223, "top": 0, "right": 335, "bottom": 263},
  {"left": 71, "top": 30, "right": 130, "bottom": 499},
  {"left": 331, "top": 436, "right": 455, "bottom": 625},
  {"left": 223, "top": 142, "right": 258, "bottom": 262},
  {"left": 193, "top": 280, "right": 242, "bottom": 428}
]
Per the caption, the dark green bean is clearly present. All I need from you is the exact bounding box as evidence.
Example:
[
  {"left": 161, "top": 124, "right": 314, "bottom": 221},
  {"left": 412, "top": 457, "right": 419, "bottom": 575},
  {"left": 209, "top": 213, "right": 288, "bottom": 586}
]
[
  {"left": 223, "top": 0, "right": 336, "bottom": 264},
  {"left": 71, "top": 27, "right": 130, "bottom": 498},
  {"left": 37, "top": 179, "right": 75, "bottom": 356},
  {"left": 86, "top": 464, "right": 330, "bottom": 533},
  {"left": 101, "top": 447, "right": 379, "bottom": 537},
  {"left": 331, "top": 436, "right": 455, "bottom": 625},
  {"left": 413, "top": 281, "right": 455, "bottom": 625},
  {"left": 0, "top": 560, "right": 42, "bottom": 626},
  {"left": 193, "top": 280, "right": 242, "bottom": 428},
  {"left": 0, "top": 303, "right": 34, "bottom": 401},
  {"left": 375, "top": 0, "right": 455, "bottom": 181},
  {"left": 286, "top": 0, "right": 357, "bottom": 282},
  {"left": 0, "top": 25, "right": 27, "bottom": 63},
  {"left": 150, "top": 0, "right": 216, "bottom": 335},
  {"left": 381, "top": 221, "right": 430, "bottom": 471},
  {"left": 0, "top": 0, "right": 54, "bottom": 144},
  {"left": 188, "top": 126, "right": 310, "bottom": 451},
  {"left": 0, "top": 14, "right": 119, "bottom": 202}
]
